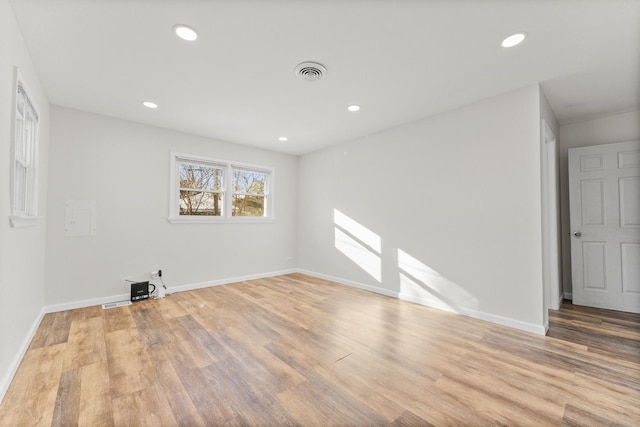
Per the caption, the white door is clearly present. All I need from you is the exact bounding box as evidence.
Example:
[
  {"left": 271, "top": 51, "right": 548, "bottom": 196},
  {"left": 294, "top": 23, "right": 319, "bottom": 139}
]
[{"left": 569, "top": 140, "right": 640, "bottom": 313}]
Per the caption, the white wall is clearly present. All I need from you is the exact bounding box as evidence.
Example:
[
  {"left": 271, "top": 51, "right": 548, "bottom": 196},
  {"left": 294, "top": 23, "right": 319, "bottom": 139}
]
[
  {"left": 45, "top": 107, "right": 297, "bottom": 306},
  {"left": 0, "top": 0, "right": 50, "bottom": 400},
  {"left": 558, "top": 110, "right": 640, "bottom": 297},
  {"left": 298, "top": 85, "right": 546, "bottom": 333}
]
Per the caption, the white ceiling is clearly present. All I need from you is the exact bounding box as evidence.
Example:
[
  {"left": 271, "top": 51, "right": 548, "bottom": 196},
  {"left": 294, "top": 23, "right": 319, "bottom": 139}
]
[{"left": 10, "top": 0, "right": 640, "bottom": 155}]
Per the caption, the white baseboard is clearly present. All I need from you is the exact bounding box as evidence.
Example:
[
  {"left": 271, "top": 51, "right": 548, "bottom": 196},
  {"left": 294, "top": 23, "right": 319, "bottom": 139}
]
[
  {"left": 167, "top": 269, "right": 298, "bottom": 294},
  {"left": 44, "top": 269, "right": 299, "bottom": 314},
  {"left": 297, "top": 269, "right": 546, "bottom": 336},
  {"left": 563, "top": 292, "right": 572, "bottom": 301},
  {"left": 0, "top": 307, "right": 45, "bottom": 404},
  {"left": 45, "top": 293, "right": 130, "bottom": 314},
  {"left": 296, "top": 269, "right": 398, "bottom": 298}
]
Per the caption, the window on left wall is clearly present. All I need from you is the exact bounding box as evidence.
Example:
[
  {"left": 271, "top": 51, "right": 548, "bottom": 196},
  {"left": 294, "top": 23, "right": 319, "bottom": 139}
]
[{"left": 10, "top": 72, "right": 40, "bottom": 228}]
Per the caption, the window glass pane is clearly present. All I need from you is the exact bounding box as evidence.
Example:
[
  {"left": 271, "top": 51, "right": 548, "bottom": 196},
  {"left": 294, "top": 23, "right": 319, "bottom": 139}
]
[
  {"left": 16, "top": 90, "right": 24, "bottom": 117},
  {"left": 179, "top": 190, "right": 223, "bottom": 216},
  {"left": 14, "top": 162, "right": 27, "bottom": 212},
  {"left": 232, "top": 195, "right": 265, "bottom": 217},
  {"left": 15, "top": 115, "right": 25, "bottom": 162},
  {"left": 179, "top": 163, "right": 224, "bottom": 191},
  {"left": 232, "top": 170, "right": 266, "bottom": 195}
]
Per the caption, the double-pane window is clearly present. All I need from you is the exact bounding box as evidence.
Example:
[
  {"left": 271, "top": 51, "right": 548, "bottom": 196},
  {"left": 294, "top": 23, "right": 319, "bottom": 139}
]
[
  {"left": 170, "top": 153, "right": 273, "bottom": 222},
  {"left": 10, "top": 78, "right": 39, "bottom": 227}
]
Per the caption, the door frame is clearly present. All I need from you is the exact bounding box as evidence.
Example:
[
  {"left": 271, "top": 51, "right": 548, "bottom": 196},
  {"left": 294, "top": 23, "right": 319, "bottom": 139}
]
[{"left": 541, "top": 119, "right": 562, "bottom": 318}]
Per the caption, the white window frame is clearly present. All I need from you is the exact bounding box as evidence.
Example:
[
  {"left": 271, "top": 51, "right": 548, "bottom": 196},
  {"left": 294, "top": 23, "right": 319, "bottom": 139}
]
[
  {"left": 9, "top": 68, "right": 40, "bottom": 228},
  {"left": 169, "top": 152, "right": 275, "bottom": 223}
]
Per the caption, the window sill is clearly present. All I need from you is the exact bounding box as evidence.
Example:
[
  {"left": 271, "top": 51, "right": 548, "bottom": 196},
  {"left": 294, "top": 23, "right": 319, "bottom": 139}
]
[
  {"left": 9, "top": 215, "right": 40, "bottom": 228},
  {"left": 168, "top": 216, "right": 275, "bottom": 224}
]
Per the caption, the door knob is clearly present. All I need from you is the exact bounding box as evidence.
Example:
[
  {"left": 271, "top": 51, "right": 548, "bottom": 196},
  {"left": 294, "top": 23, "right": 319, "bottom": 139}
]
[{"left": 573, "top": 231, "right": 582, "bottom": 237}]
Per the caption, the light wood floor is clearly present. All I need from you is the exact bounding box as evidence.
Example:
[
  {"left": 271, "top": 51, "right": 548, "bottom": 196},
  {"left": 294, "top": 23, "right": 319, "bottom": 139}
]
[{"left": 0, "top": 273, "right": 638, "bottom": 426}]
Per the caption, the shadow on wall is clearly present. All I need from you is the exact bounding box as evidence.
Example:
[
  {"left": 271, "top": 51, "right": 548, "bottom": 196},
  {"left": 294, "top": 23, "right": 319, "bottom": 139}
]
[{"left": 334, "top": 208, "right": 478, "bottom": 312}]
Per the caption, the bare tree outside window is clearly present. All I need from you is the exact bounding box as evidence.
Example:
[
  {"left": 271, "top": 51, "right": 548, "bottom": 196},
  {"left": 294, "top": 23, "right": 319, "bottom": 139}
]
[
  {"left": 179, "top": 163, "right": 224, "bottom": 216},
  {"left": 232, "top": 170, "right": 266, "bottom": 216}
]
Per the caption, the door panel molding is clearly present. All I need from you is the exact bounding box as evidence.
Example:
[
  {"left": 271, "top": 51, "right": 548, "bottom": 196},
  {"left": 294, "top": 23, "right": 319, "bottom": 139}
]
[{"left": 569, "top": 140, "right": 640, "bottom": 313}]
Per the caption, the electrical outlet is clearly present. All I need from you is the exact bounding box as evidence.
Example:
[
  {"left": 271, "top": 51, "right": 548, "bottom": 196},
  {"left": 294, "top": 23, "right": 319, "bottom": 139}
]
[{"left": 151, "top": 269, "right": 162, "bottom": 279}]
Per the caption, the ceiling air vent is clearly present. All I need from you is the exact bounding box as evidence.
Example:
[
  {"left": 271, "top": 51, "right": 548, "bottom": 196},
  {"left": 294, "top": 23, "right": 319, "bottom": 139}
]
[{"left": 295, "top": 62, "right": 327, "bottom": 82}]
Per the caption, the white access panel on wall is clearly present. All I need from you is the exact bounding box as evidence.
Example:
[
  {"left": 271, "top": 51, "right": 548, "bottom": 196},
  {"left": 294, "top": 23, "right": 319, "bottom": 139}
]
[
  {"left": 568, "top": 140, "right": 640, "bottom": 314},
  {"left": 65, "top": 200, "right": 97, "bottom": 237}
]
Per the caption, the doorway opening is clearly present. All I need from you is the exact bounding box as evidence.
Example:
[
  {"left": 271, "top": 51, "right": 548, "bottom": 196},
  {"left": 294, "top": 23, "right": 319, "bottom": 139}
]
[{"left": 541, "top": 119, "right": 562, "bottom": 332}]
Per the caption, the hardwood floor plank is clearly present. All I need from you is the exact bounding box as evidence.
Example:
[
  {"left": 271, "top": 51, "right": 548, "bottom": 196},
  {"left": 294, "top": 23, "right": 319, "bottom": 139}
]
[
  {"left": 29, "top": 311, "right": 73, "bottom": 350},
  {"left": 47, "top": 311, "right": 74, "bottom": 347},
  {"left": 570, "top": 372, "right": 640, "bottom": 421},
  {"left": 177, "top": 315, "right": 231, "bottom": 363},
  {"left": 391, "top": 410, "right": 436, "bottom": 427},
  {"left": 102, "top": 305, "right": 136, "bottom": 333},
  {"left": 105, "top": 328, "right": 155, "bottom": 396},
  {"left": 145, "top": 346, "right": 205, "bottom": 427},
  {"left": 202, "top": 359, "right": 301, "bottom": 426},
  {"left": 63, "top": 315, "right": 107, "bottom": 371},
  {"left": 28, "top": 313, "right": 56, "bottom": 350},
  {"left": 130, "top": 304, "right": 172, "bottom": 348},
  {"left": 164, "top": 318, "right": 217, "bottom": 368},
  {"left": 51, "top": 369, "right": 80, "bottom": 426},
  {"left": 111, "top": 383, "right": 178, "bottom": 427},
  {"left": 221, "top": 325, "right": 307, "bottom": 389},
  {"left": 267, "top": 342, "right": 390, "bottom": 425},
  {"left": 277, "top": 379, "right": 388, "bottom": 426},
  {"left": 176, "top": 367, "right": 236, "bottom": 425},
  {"left": 434, "top": 374, "right": 562, "bottom": 426},
  {"left": 153, "top": 294, "right": 189, "bottom": 320},
  {"left": 77, "top": 362, "right": 114, "bottom": 427},
  {"left": 561, "top": 402, "right": 632, "bottom": 427},
  {"left": 71, "top": 305, "right": 102, "bottom": 321},
  {"left": 0, "top": 343, "right": 66, "bottom": 426}
]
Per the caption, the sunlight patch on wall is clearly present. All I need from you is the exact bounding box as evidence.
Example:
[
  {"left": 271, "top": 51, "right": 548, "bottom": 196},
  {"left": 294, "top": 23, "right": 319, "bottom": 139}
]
[
  {"left": 334, "top": 209, "right": 382, "bottom": 282},
  {"left": 397, "top": 249, "right": 477, "bottom": 309},
  {"left": 334, "top": 209, "right": 381, "bottom": 253}
]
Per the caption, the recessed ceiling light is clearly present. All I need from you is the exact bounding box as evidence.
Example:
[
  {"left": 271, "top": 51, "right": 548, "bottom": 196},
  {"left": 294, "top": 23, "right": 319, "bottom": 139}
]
[
  {"left": 173, "top": 25, "right": 198, "bottom": 41},
  {"left": 347, "top": 105, "right": 360, "bottom": 112},
  {"left": 278, "top": 136, "right": 288, "bottom": 141},
  {"left": 142, "top": 101, "right": 158, "bottom": 109},
  {"left": 501, "top": 33, "right": 526, "bottom": 48}
]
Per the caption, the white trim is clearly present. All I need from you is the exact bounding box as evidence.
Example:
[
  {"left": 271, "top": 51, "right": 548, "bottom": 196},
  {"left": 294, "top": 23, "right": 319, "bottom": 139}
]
[
  {"left": 9, "top": 215, "right": 40, "bottom": 227},
  {"left": 43, "top": 269, "right": 298, "bottom": 314},
  {"left": 168, "top": 217, "right": 275, "bottom": 224},
  {"left": 297, "top": 269, "right": 398, "bottom": 298},
  {"left": 563, "top": 292, "right": 572, "bottom": 301},
  {"left": 9, "top": 67, "right": 40, "bottom": 225},
  {"left": 0, "top": 307, "right": 45, "bottom": 404},
  {"left": 541, "top": 119, "right": 562, "bottom": 313},
  {"left": 167, "top": 269, "right": 297, "bottom": 293},
  {"left": 169, "top": 152, "right": 275, "bottom": 222},
  {"left": 45, "top": 293, "right": 130, "bottom": 314},
  {"left": 297, "top": 269, "right": 547, "bottom": 336}
]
